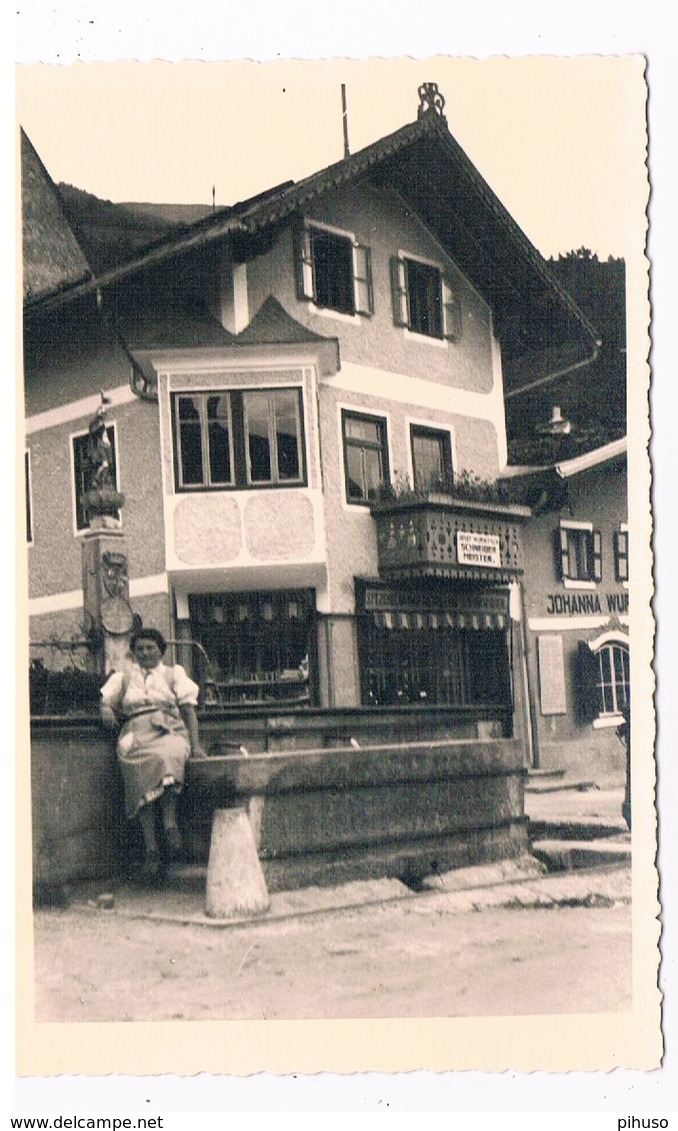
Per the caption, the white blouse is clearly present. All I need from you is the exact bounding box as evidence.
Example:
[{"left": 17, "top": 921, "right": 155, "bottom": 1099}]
[{"left": 101, "top": 662, "right": 199, "bottom": 716}]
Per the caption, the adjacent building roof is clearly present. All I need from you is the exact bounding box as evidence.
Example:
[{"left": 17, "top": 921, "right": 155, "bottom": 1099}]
[
  {"left": 501, "top": 436, "right": 627, "bottom": 479},
  {"left": 554, "top": 436, "right": 627, "bottom": 479},
  {"left": 20, "top": 129, "right": 93, "bottom": 302}
]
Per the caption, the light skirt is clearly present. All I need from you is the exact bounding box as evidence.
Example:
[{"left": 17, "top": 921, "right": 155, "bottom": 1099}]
[{"left": 116, "top": 709, "right": 190, "bottom": 819}]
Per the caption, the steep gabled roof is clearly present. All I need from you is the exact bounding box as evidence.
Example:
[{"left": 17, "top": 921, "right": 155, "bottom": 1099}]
[
  {"left": 22, "top": 104, "right": 598, "bottom": 389},
  {"left": 20, "top": 129, "right": 93, "bottom": 302}
]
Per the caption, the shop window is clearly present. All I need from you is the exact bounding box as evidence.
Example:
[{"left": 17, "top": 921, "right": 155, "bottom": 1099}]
[
  {"left": 558, "top": 522, "right": 602, "bottom": 586},
  {"left": 296, "top": 222, "right": 373, "bottom": 316},
  {"left": 173, "top": 388, "right": 305, "bottom": 491},
  {"left": 391, "top": 254, "right": 461, "bottom": 340},
  {"left": 576, "top": 637, "right": 630, "bottom": 726},
  {"left": 359, "top": 611, "right": 511, "bottom": 713},
  {"left": 342, "top": 410, "right": 390, "bottom": 504},
  {"left": 72, "top": 424, "right": 119, "bottom": 532},
  {"left": 614, "top": 527, "right": 629, "bottom": 583},
  {"left": 25, "top": 450, "right": 33, "bottom": 544},
  {"left": 188, "top": 589, "right": 315, "bottom": 706},
  {"left": 410, "top": 425, "right": 453, "bottom": 492}
]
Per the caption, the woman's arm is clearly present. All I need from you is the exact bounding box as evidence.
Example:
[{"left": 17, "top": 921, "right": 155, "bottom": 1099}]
[
  {"left": 100, "top": 670, "right": 124, "bottom": 731},
  {"left": 100, "top": 704, "right": 119, "bottom": 731},
  {"left": 179, "top": 703, "right": 209, "bottom": 759}
]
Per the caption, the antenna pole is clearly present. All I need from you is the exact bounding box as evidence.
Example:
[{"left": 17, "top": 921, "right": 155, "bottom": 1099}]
[{"left": 341, "top": 84, "right": 350, "bottom": 159}]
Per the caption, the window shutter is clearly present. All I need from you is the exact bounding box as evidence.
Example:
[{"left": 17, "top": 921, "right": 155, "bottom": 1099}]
[
  {"left": 390, "top": 256, "right": 409, "bottom": 327},
  {"left": 614, "top": 530, "right": 629, "bottom": 582},
  {"left": 294, "top": 220, "right": 315, "bottom": 301},
  {"left": 442, "top": 280, "right": 462, "bottom": 340},
  {"left": 558, "top": 526, "right": 570, "bottom": 579},
  {"left": 575, "top": 640, "right": 600, "bottom": 724},
  {"left": 591, "top": 530, "right": 603, "bottom": 581},
  {"left": 353, "top": 243, "right": 374, "bottom": 315}
]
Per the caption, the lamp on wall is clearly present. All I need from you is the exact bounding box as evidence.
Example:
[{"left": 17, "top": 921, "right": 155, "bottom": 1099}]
[
  {"left": 536, "top": 406, "right": 572, "bottom": 437},
  {"left": 534, "top": 405, "right": 574, "bottom": 468}
]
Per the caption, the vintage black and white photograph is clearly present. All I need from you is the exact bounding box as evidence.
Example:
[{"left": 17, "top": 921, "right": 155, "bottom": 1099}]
[{"left": 16, "top": 53, "right": 659, "bottom": 1076}]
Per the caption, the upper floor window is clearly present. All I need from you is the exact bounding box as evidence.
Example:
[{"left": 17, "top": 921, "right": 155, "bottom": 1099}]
[
  {"left": 25, "top": 450, "right": 33, "bottom": 544},
  {"left": 342, "top": 410, "right": 389, "bottom": 505},
  {"left": 296, "top": 222, "right": 373, "bottom": 316},
  {"left": 173, "top": 388, "right": 305, "bottom": 491},
  {"left": 391, "top": 254, "right": 462, "bottom": 341},
  {"left": 72, "top": 424, "right": 119, "bottom": 532},
  {"left": 558, "top": 522, "right": 602, "bottom": 587},
  {"left": 614, "top": 526, "right": 629, "bottom": 584},
  {"left": 410, "top": 424, "right": 453, "bottom": 492}
]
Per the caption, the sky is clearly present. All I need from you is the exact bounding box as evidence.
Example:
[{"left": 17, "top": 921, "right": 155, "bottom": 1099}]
[{"left": 16, "top": 55, "right": 647, "bottom": 261}]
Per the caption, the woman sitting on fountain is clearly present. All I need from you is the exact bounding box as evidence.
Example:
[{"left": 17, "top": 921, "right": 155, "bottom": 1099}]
[{"left": 100, "top": 627, "right": 207, "bottom": 883}]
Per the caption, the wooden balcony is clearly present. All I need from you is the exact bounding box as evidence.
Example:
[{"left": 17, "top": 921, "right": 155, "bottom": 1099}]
[{"left": 370, "top": 492, "right": 531, "bottom": 582}]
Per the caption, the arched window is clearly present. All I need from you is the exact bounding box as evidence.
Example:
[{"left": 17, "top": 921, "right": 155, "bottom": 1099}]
[
  {"left": 595, "top": 642, "right": 629, "bottom": 718},
  {"left": 576, "top": 633, "right": 630, "bottom": 727}
]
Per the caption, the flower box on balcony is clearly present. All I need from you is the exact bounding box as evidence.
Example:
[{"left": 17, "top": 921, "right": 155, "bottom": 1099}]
[{"left": 370, "top": 492, "right": 532, "bottom": 581}]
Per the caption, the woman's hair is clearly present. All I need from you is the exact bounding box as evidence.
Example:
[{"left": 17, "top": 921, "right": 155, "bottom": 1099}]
[{"left": 130, "top": 627, "right": 167, "bottom": 656}]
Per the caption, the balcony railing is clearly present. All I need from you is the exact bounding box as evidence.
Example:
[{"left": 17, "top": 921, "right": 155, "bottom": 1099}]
[{"left": 370, "top": 492, "right": 531, "bottom": 581}]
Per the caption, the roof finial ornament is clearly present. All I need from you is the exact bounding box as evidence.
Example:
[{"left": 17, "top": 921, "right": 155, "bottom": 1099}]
[{"left": 417, "top": 82, "right": 447, "bottom": 124}]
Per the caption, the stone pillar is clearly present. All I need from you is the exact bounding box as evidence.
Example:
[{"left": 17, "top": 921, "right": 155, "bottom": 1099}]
[
  {"left": 80, "top": 397, "right": 133, "bottom": 677},
  {"left": 82, "top": 518, "right": 135, "bottom": 677},
  {"left": 205, "top": 808, "right": 270, "bottom": 918},
  {"left": 175, "top": 616, "right": 194, "bottom": 676}
]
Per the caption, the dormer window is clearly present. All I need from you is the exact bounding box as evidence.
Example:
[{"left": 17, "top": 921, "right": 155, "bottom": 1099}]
[
  {"left": 391, "top": 253, "right": 462, "bottom": 341},
  {"left": 295, "top": 221, "right": 373, "bottom": 316}
]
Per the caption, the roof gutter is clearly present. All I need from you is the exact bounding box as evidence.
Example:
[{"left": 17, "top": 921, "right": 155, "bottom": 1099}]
[{"left": 503, "top": 337, "right": 601, "bottom": 402}]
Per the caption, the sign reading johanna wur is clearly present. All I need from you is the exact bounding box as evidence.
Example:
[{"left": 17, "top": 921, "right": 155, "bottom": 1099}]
[
  {"left": 456, "top": 531, "right": 502, "bottom": 568},
  {"left": 545, "top": 591, "right": 629, "bottom": 616}
]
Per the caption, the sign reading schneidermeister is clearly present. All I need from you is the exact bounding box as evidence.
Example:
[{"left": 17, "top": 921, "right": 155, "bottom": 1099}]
[{"left": 456, "top": 531, "right": 502, "bottom": 568}]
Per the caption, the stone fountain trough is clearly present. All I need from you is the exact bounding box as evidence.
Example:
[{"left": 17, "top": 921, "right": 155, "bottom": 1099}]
[{"left": 184, "top": 737, "right": 528, "bottom": 893}]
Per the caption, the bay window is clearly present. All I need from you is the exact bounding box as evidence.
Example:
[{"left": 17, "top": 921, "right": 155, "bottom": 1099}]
[{"left": 173, "top": 388, "right": 305, "bottom": 491}]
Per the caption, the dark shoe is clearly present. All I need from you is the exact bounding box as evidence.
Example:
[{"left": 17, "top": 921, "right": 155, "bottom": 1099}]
[{"left": 163, "top": 826, "right": 183, "bottom": 861}]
